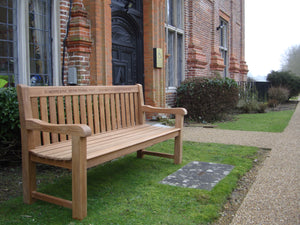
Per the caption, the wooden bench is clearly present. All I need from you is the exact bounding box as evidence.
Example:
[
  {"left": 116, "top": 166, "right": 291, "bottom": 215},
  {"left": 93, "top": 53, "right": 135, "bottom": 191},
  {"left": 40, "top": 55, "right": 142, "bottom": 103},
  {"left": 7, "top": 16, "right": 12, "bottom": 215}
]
[{"left": 17, "top": 84, "right": 187, "bottom": 220}]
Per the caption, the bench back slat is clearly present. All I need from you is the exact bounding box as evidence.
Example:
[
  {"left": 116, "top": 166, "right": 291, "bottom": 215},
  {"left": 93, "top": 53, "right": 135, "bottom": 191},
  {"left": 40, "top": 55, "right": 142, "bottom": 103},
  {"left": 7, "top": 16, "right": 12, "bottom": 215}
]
[
  {"left": 49, "top": 96, "right": 59, "bottom": 143},
  {"left": 31, "top": 97, "right": 42, "bottom": 147},
  {"left": 93, "top": 94, "right": 100, "bottom": 134},
  {"left": 18, "top": 85, "right": 144, "bottom": 147}
]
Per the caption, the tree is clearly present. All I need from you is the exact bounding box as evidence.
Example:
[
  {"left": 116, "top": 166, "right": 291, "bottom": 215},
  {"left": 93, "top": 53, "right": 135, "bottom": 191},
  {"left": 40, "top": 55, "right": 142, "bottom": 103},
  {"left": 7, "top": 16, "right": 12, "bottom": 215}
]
[
  {"left": 267, "top": 70, "right": 300, "bottom": 98},
  {"left": 281, "top": 45, "right": 300, "bottom": 77}
]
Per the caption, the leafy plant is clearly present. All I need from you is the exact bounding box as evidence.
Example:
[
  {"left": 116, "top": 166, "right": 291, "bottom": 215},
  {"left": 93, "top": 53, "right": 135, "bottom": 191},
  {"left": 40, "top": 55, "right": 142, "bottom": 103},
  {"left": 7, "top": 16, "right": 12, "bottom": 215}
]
[
  {"left": 176, "top": 77, "right": 239, "bottom": 122},
  {"left": 0, "top": 87, "right": 21, "bottom": 160}
]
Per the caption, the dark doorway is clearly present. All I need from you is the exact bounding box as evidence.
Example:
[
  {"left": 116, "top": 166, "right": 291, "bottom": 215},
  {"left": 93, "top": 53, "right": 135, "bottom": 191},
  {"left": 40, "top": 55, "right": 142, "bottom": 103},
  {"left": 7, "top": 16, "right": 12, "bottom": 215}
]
[{"left": 111, "top": 0, "right": 144, "bottom": 86}]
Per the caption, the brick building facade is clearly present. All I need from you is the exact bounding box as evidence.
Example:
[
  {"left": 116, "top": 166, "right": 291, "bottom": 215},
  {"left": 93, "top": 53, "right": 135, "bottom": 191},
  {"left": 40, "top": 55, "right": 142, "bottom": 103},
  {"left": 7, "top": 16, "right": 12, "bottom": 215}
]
[{"left": 0, "top": 0, "right": 247, "bottom": 107}]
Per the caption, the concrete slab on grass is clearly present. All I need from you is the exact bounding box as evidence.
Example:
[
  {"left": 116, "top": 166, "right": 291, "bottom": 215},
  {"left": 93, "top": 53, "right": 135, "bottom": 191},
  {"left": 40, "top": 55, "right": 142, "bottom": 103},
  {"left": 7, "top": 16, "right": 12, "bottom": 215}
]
[{"left": 160, "top": 161, "right": 234, "bottom": 191}]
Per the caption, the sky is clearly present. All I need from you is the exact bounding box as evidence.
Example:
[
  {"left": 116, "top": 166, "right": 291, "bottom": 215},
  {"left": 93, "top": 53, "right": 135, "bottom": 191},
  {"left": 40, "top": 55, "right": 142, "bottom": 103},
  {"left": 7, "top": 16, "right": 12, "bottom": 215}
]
[{"left": 245, "top": 0, "right": 300, "bottom": 81}]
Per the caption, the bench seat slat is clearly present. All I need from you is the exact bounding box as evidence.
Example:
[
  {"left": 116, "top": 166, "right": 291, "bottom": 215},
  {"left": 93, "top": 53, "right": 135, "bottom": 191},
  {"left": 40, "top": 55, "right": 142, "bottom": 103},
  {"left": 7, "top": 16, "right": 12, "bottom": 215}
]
[{"left": 30, "top": 125, "right": 179, "bottom": 162}]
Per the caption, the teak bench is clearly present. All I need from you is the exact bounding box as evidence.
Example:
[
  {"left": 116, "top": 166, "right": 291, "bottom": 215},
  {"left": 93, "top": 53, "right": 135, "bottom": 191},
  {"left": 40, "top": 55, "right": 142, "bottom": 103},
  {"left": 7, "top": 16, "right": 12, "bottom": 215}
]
[{"left": 17, "top": 84, "right": 187, "bottom": 220}]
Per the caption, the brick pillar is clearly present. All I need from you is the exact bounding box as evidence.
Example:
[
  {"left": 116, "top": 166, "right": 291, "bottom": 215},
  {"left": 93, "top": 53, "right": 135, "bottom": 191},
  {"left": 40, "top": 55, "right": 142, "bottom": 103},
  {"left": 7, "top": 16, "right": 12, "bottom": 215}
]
[
  {"left": 186, "top": 1, "right": 208, "bottom": 78},
  {"left": 66, "top": 0, "right": 92, "bottom": 85},
  {"left": 229, "top": 55, "right": 241, "bottom": 80},
  {"left": 87, "top": 0, "right": 112, "bottom": 85},
  {"left": 143, "top": 0, "right": 166, "bottom": 107},
  {"left": 239, "top": 0, "right": 248, "bottom": 81}
]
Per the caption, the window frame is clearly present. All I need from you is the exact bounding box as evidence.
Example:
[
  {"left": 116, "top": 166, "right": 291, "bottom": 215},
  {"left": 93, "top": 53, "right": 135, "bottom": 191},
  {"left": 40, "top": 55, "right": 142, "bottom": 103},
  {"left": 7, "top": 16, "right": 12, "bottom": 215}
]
[{"left": 165, "top": 0, "right": 185, "bottom": 89}]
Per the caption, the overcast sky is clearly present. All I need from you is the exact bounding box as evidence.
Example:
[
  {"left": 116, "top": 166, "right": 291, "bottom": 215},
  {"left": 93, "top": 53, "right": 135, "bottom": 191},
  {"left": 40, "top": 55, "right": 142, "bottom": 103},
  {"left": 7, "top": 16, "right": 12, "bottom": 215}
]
[{"left": 245, "top": 0, "right": 300, "bottom": 80}]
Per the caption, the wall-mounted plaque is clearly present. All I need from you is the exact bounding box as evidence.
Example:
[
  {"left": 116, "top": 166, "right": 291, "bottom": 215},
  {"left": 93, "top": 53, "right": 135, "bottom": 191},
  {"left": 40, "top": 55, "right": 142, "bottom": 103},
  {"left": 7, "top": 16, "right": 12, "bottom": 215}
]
[{"left": 153, "top": 48, "right": 163, "bottom": 68}]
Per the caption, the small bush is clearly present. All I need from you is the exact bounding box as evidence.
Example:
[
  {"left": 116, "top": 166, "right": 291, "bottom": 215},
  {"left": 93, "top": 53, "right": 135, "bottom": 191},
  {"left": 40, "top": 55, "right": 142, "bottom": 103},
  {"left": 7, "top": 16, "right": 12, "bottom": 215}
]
[
  {"left": 268, "top": 86, "right": 290, "bottom": 104},
  {"left": 237, "top": 100, "right": 267, "bottom": 113},
  {"left": 267, "top": 99, "right": 278, "bottom": 108},
  {"left": 176, "top": 77, "right": 239, "bottom": 122},
  {"left": 0, "top": 87, "right": 21, "bottom": 160}
]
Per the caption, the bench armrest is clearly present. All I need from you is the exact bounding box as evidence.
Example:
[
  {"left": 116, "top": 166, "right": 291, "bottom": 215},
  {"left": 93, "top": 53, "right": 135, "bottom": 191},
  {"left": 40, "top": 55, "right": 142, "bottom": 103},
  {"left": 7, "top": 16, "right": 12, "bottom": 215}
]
[
  {"left": 141, "top": 105, "right": 187, "bottom": 128},
  {"left": 25, "top": 119, "right": 92, "bottom": 137},
  {"left": 141, "top": 105, "right": 187, "bottom": 116}
]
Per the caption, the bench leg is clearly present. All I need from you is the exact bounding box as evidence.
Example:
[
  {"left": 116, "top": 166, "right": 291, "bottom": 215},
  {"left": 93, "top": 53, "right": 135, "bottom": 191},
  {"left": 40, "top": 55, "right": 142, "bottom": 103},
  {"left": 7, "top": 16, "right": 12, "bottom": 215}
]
[
  {"left": 22, "top": 158, "right": 37, "bottom": 204},
  {"left": 174, "top": 134, "right": 183, "bottom": 164},
  {"left": 72, "top": 136, "right": 87, "bottom": 220},
  {"left": 137, "top": 150, "right": 145, "bottom": 159}
]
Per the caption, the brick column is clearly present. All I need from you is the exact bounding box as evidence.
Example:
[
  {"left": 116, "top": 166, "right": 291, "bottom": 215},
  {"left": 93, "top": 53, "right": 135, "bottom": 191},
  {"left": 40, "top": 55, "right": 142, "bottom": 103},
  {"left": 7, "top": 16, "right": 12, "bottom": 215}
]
[
  {"left": 229, "top": 55, "right": 241, "bottom": 80},
  {"left": 66, "top": 0, "right": 92, "bottom": 85},
  {"left": 239, "top": 0, "right": 248, "bottom": 81},
  {"left": 143, "top": 0, "right": 166, "bottom": 107},
  {"left": 87, "top": 0, "right": 112, "bottom": 85}
]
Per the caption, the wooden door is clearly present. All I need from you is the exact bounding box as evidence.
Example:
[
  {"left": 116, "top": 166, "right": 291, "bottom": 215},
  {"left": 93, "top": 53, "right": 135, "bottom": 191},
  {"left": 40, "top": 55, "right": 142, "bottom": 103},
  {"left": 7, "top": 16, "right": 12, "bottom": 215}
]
[{"left": 111, "top": 0, "right": 144, "bottom": 86}]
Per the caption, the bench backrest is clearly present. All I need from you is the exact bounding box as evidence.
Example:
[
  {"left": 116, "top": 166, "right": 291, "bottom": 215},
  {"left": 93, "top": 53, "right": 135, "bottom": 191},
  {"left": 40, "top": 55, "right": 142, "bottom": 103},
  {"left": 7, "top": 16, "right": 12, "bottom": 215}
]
[{"left": 17, "top": 84, "right": 145, "bottom": 147}]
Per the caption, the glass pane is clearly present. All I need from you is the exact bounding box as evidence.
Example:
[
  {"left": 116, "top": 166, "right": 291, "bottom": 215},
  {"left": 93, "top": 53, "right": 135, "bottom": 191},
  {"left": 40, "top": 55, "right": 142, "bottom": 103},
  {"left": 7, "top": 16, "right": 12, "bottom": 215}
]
[
  {"left": 7, "top": 41, "right": 13, "bottom": 57},
  {"left": 168, "top": 31, "right": 175, "bottom": 87},
  {"left": 177, "top": 0, "right": 182, "bottom": 28},
  {"left": 177, "top": 34, "right": 183, "bottom": 86},
  {"left": 0, "top": 58, "right": 9, "bottom": 72},
  {"left": 7, "top": 25, "right": 14, "bottom": 40},
  {"left": 0, "top": 41, "right": 7, "bottom": 57},
  {"left": 0, "top": 6, "right": 7, "bottom": 23},
  {"left": 8, "top": 0, "right": 12, "bottom": 8},
  {"left": 7, "top": 7, "right": 13, "bottom": 23},
  {"left": 0, "top": 24, "right": 7, "bottom": 39},
  {"left": 0, "top": 0, "right": 8, "bottom": 7},
  {"left": 167, "top": 0, "right": 174, "bottom": 26}
]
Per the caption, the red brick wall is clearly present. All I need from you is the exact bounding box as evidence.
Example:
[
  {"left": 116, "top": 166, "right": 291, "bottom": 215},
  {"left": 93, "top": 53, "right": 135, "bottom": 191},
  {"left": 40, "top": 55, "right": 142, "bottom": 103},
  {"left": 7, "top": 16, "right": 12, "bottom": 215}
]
[{"left": 185, "top": 0, "right": 248, "bottom": 81}]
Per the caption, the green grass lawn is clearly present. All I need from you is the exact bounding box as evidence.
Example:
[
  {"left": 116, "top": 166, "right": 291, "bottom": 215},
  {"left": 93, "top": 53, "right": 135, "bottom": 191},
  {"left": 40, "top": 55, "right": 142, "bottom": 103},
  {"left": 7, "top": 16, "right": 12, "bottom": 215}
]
[
  {"left": 0, "top": 140, "right": 259, "bottom": 225},
  {"left": 214, "top": 110, "right": 295, "bottom": 132}
]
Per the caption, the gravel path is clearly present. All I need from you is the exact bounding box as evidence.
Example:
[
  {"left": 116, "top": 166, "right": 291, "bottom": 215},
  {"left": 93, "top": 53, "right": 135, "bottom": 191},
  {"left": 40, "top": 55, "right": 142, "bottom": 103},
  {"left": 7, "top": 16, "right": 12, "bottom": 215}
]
[{"left": 183, "top": 101, "right": 300, "bottom": 225}]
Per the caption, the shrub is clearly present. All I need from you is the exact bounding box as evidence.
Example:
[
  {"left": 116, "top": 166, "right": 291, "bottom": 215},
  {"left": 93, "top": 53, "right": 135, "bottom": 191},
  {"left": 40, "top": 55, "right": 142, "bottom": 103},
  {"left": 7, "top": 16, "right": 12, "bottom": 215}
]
[
  {"left": 0, "top": 87, "right": 21, "bottom": 160},
  {"left": 267, "top": 70, "right": 300, "bottom": 98},
  {"left": 268, "top": 86, "right": 290, "bottom": 104},
  {"left": 267, "top": 99, "right": 278, "bottom": 108},
  {"left": 176, "top": 77, "right": 239, "bottom": 122},
  {"left": 237, "top": 99, "right": 267, "bottom": 114}
]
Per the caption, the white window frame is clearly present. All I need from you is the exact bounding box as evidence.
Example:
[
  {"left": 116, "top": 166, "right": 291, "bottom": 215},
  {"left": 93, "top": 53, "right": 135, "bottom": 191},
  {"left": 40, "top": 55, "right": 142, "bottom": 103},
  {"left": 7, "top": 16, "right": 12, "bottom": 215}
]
[
  {"left": 17, "top": 0, "right": 60, "bottom": 86},
  {"left": 165, "top": 0, "right": 185, "bottom": 90}
]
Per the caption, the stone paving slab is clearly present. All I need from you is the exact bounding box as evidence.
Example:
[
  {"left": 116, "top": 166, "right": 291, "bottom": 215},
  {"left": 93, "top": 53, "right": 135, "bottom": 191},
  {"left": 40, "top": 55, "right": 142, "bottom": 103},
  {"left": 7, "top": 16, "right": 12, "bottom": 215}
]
[{"left": 160, "top": 161, "right": 234, "bottom": 191}]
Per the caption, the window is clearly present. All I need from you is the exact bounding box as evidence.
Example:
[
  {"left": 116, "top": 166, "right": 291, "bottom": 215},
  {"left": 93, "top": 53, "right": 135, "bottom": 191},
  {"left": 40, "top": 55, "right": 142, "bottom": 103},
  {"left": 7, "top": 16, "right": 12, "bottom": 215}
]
[
  {"left": 29, "top": 0, "right": 52, "bottom": 86},
  {"left": 0, "top": 0, "right": 17, "bottom": 86},
  {"left": 0, "top": 0, "right": 60, "bottom": 86},
  {"left": 219, "top": 18, "right": 228, "bottom": 77},
  {"left": 165, "top": 0, "right": 184, "bottom": 88}
]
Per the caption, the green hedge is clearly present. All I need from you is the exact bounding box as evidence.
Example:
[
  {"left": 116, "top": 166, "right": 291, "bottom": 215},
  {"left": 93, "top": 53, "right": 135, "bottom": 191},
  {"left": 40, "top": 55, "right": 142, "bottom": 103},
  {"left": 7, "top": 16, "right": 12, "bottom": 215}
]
[
  {"left": 0, "top": 87, "right": 21, "bottom": 161},
  {"left": 176, "top": 77, "right": 239, "bottom": 122}
]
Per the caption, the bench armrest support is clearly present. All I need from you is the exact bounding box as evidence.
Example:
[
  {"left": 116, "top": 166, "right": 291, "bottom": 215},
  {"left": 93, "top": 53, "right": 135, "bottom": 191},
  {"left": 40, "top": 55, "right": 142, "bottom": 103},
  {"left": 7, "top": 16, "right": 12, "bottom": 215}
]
[{"left": 25, "top": 119, "right": 92, "bottom": 137}]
